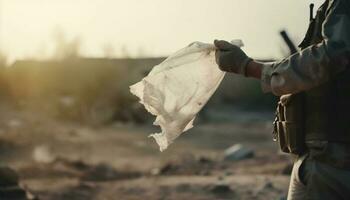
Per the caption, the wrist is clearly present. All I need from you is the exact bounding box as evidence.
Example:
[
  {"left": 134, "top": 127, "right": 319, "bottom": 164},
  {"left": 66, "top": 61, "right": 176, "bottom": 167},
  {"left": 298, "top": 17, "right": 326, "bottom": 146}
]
[
  {"left": 240, "top": 57, "right": 253, "bottom": 76},
  {"left": 246, "top": 60, "right": 263, "bottom": 79}
]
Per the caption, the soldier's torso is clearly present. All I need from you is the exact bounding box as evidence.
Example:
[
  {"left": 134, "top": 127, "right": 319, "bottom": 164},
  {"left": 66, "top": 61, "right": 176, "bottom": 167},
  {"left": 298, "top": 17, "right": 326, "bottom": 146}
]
[
  {"left": 300, "top": 0, "right": 350, "bottom": 142},
  {"left": 275, "top": 0, "right": 350, "bottom": 155}
]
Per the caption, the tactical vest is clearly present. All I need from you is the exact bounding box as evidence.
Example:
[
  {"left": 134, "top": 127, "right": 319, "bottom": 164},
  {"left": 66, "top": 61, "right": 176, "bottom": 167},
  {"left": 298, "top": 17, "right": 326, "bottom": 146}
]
[{"left": 274, "top": 1, "right": 350, "bottom": 154}]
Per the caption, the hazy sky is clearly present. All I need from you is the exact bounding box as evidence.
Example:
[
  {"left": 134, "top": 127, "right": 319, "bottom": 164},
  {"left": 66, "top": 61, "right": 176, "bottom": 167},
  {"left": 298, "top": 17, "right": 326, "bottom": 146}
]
[{"left": 1, "top": 0, "right": 324, "bottom": 62}]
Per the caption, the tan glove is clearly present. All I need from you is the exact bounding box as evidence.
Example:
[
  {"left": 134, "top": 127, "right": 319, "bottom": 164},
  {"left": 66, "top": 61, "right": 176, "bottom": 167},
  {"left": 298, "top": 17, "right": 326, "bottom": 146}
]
[{"left": 214, "top": 39, "right": 252, "bottom": 76}]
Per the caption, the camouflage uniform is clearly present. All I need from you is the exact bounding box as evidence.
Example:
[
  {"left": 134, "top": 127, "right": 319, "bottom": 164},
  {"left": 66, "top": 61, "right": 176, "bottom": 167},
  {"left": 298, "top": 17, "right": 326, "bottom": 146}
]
[{"left": 261, "top": 0, "right": 350, "bottom": 199}]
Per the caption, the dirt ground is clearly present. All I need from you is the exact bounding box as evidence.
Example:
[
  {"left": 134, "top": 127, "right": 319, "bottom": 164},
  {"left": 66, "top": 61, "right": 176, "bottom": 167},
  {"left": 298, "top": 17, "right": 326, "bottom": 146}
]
[{"left": 0, "top": 104, "right": 292, "bottom": 200}]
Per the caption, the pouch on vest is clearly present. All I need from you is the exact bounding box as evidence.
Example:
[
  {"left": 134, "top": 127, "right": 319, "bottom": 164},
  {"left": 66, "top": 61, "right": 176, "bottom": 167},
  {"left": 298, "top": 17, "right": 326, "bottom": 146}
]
[{"left": 273, "top": 94, "right": 306, "bottom": 155}]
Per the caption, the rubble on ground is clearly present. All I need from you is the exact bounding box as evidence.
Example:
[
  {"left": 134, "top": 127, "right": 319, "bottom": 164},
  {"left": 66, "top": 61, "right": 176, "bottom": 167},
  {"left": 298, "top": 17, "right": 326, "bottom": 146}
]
[{"left": 224, "top": 144, "right": 254, "bottom": 161}]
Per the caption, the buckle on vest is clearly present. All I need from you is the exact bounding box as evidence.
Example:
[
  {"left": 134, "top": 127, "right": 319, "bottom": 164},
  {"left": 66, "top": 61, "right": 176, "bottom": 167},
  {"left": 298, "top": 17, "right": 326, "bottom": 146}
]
[{"left": 272, "top": 116, "right": 278, "bottom": 142}]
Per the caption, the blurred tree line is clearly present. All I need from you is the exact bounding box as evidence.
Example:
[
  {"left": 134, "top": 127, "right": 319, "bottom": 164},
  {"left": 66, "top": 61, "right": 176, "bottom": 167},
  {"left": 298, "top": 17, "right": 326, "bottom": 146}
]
[
  {"left": 0, "top": 53, "right": 10, "bottom": 99},
  {"left": 0, "top": 30, "right": 278, "bottom": 125},
  {"left": 0, "top": 56, "right": 276, "bottom": 125}
]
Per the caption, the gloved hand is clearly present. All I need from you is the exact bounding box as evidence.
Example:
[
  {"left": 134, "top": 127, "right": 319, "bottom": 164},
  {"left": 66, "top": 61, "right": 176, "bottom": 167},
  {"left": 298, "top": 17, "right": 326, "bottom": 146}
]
[{"left": 214, "top": 40, "right": 252, "bottom": 76}]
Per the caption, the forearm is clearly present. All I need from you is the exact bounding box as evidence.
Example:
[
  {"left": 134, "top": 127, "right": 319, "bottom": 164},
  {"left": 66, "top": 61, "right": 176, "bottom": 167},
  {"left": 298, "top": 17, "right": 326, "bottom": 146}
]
[{"left": 261, "top": 41, "right": 349, "bottom": 96}]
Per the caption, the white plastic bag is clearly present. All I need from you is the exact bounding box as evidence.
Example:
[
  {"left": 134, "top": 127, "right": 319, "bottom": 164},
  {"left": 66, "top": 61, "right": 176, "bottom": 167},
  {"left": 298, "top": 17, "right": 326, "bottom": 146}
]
[{"left": 130, "top": 41, "right": 242, "bottom": 151}]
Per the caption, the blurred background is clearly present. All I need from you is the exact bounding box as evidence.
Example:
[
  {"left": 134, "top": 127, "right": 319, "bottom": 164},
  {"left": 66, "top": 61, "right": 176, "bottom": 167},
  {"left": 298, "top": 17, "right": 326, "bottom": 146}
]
[{"left": 0, "top": 1, "right": 323, "bottom": 199}]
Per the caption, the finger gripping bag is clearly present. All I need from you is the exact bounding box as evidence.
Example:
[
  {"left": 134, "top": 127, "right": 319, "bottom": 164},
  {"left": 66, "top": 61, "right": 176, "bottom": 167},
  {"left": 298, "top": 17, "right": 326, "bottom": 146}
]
[{"left": 130, "top": 41, "right": 242, "bottom": 151}]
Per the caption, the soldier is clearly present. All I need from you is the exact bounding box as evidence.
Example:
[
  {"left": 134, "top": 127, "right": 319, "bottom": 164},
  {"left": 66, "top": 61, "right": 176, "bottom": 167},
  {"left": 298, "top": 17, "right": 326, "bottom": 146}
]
[{"left": 214, "top": 0, "right": 350, "bottom": 199}]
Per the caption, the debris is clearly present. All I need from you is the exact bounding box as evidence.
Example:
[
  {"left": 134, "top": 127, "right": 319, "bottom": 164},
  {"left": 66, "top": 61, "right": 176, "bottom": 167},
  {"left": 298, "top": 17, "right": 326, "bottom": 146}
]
[
  {"left": 52, "top": 182, "right": 97, "bottom": 200},
  {"left": 80, "top": 163, "right": 141, "bottom": 182},
  {"left": 263, "top": 181, "right": 274, "bottom": 190},
  {"left": 209, "top": 184, "right": 232, "bottom": 194},
  {"left": 253, "top": 180, "right": 282, "bottom": 197},
  {"left": 157, "top": 155, "right": 215, "bottom": 176},
  {"left": 0, "top": 166, "right": 37, "bottom": 200},
  {"left": 20, "top": 157, "right": 142, "bottom": 182},
  {"left": 224, "top": 171, "right": 233, "bottom": 176},
  {"left": 7, "top": 119, "right": 22, "bottom": 128},
  {"left": 59, "top": 96, "right": 76, "bottom": 107},
  {"left": 150, "top": 168, "right": 161, "bottom": 176},
  {"left": 26, "top": 190, "right": 39, "bottom": 200},
  {"left": 208, "top": 178, "right": 235, "bottom": 198},
  {"left": 57, "top": 158, "right": 90, "bottom": 171},
  {"left": 175, "top": 184, "right": 191, "bottom": 193},
  {"left": 33, "top": 145, "right": 56, "bottom": 164},
  {"left": 0, "top": 166, "right": 19, "bottom": 187},
  {"left": 224, "top": 144, "right": 254, "bottom": 161}
]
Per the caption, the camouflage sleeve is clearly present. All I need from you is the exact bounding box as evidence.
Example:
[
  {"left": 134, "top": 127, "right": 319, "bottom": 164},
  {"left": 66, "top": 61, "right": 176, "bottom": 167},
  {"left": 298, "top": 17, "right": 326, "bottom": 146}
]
[{"left": 261, "top": 0, "right": 350, "bottom": 96}]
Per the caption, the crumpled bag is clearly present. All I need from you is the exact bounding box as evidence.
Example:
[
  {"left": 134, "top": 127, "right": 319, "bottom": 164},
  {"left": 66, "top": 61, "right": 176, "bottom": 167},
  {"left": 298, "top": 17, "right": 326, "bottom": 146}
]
[{"left": 130, "top": 40, "right": 243, "bottom": 151}]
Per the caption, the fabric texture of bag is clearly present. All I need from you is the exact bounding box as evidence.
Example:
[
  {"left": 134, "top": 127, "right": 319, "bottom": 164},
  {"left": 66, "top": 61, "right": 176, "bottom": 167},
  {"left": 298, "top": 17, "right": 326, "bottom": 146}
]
[{"left": 130, "top": 40, "right": 242, "bottom": 151}]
